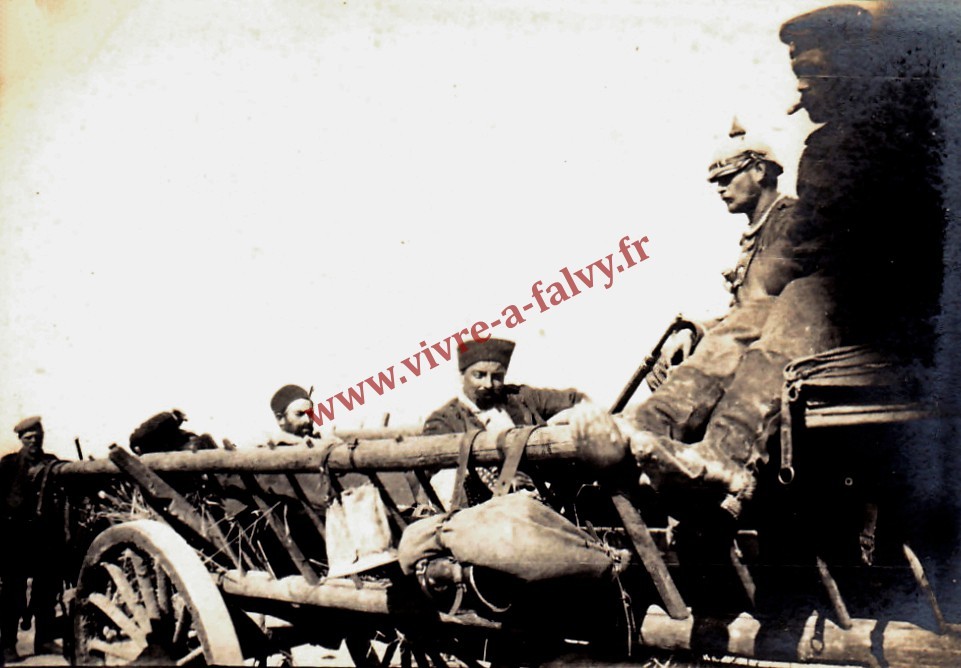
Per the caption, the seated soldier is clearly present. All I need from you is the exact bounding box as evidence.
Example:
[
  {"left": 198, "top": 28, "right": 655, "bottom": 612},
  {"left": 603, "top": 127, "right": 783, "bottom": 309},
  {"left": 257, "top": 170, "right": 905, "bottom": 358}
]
[
  {"left": 632, "top": 125, "right": 807, "bottom": 446},
  {"left": 570, "top": 124, "right": 830, "bottom": 526},
  {"left": 424, "top": 337, "right": 586, "bottom": 504},
  {"left": 566, "top": 122, "right": 845, "bottom": 617}
]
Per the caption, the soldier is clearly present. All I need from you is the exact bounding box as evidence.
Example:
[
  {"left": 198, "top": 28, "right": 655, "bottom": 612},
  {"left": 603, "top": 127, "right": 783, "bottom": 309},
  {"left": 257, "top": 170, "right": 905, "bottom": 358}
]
[
  {"left": 569, "top": 122, "right": 836, "bottom": 556},
  {"left": 575, "top": 2, "right": 945, "bottom": 526},
  {"left": 424, "top": 338, "right": 586, "bottom": 504},
  {"left": 622, "top": 125, "right": 809, "bottom": 464},
  {"left": 778, "top": 4, "right": 944, "bottom": 362},
  {"left": 0, "top": 417, "right": 62, "bottom": 661}
]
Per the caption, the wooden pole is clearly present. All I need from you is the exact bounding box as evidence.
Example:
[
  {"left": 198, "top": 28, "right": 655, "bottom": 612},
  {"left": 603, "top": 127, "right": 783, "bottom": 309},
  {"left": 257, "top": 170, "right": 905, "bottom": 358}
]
[
  {"left": 218, "top": 570, "right": 389, "bottom": 614},
  {"left": 54, "top": 427, "right": 584, "bottom": 477},
  {"left": 611, "top": 493, "right": 689, "bottom": 621}
]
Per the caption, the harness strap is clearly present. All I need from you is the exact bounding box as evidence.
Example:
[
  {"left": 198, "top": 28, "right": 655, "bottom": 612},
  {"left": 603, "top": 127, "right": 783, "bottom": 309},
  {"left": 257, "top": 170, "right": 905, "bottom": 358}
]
[
  {"left": 494, "top": 426, "right": 542, "bottom": 496},
  {"left": 319, "top": 441, "right": 344, "bottom": 498},
  {"left": 450, "top": 430, "right": 484, "bottom": 511}
]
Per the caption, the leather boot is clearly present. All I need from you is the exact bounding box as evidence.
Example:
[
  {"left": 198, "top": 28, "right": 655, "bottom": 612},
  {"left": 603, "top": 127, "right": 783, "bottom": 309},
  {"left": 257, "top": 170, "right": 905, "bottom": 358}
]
[{"left": 627, "top": 365, "right": 727, "bottom": 441}]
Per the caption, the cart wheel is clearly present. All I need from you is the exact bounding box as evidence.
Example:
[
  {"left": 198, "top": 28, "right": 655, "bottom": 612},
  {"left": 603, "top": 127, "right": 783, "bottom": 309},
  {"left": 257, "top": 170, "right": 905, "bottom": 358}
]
[{"left": 73, "top": 519, "right": 243, "bottom": 666}]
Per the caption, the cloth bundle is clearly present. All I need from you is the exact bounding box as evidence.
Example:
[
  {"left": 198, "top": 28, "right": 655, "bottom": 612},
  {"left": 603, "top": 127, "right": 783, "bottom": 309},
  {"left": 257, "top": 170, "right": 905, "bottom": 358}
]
[{"left": 398, "top": 492, "right": 629, "bottom": 582}]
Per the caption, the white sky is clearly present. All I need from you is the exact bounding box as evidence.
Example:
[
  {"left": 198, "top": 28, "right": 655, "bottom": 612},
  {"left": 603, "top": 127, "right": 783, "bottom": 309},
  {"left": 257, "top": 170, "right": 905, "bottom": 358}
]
[{"left": 0, "top": 0, "right": 845, "bottom": 459}]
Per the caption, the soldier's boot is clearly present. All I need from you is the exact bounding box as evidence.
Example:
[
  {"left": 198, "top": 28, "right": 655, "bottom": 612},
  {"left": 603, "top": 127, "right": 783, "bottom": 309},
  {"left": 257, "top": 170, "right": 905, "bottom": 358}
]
[{"left": 626, "top": 365, "right": 727, "bottom": 441}]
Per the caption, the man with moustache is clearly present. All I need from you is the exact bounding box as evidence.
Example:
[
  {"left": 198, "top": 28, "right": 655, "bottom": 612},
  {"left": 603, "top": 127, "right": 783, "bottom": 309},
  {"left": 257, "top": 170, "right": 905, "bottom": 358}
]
[
  {"left": 0, "top": 417, "right": 62, "bottom": 661},
  {"left": 423, "top": 338, "right": 585, "bottom": 504},
  {"left": 424, "top": 338, "right": 585, "bottom": 436},
  {"left": 268, "top": 384, "right": 322, "bottom": 447}
]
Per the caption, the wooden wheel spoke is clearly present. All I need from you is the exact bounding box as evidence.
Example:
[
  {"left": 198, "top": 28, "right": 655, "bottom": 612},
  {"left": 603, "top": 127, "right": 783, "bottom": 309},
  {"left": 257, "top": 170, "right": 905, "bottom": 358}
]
[
  {"left": 154, "top": 560, "right": 171, "bottom": 614},
  {"left": 88, "top": 592, "right": 149, "bottom": 646},
  {"left": 103, "top": 562, "right": 151, "bottom": 634},
  {"left": 128, "top": 551, "right": 161, "bottom": 621},
  {"left": 86, "top": 638, "right": 144, "bottom": 662},
  {"left": 171, "top": 596, "right": 192, "bottom": 647},
  {"left": 76, "top": 520, "right": 244, "bottom": 666}
]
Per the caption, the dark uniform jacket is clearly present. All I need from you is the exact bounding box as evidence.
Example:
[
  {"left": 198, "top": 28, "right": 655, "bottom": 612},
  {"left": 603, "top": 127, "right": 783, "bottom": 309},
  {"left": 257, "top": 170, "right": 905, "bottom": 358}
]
[
  {"left": 423, "top": 385, "right": 585, "bottom": 435},
  {"left": 0, "top": 451, "right": 59, "bottom": 523},
  {"left": 0, "top": 450, "right": 61, "bottom": 572}
]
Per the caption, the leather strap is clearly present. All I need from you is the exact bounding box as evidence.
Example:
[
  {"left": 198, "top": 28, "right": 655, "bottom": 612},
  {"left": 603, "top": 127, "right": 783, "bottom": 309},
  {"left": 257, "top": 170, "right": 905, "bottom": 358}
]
[
  {"left": 319, "top": 442, "right": 344, "bottom": 498},
  {"left": 494, "top": 426, "right": 541, "bottom": 496},
  {"left": 450, "top": 430, "right": 483, "bottom": 511}
]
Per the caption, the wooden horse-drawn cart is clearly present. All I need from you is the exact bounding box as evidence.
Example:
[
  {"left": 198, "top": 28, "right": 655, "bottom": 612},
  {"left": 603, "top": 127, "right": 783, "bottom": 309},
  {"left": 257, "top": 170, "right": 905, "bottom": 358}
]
[{"left": 49, "top": 349, "right": 961, "bottom": 666}]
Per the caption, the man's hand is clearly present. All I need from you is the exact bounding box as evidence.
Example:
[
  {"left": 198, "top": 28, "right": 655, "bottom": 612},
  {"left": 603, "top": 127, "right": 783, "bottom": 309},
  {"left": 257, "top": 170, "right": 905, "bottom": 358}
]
[
  {"left": 647, "top": 329, "right": 696, "bottom": 391},
  {"left": 569, "top": 402, "right": 631, "bottom": 468},
  {"left": 570, "top": 403, "right": 626, "bottom": 448}
]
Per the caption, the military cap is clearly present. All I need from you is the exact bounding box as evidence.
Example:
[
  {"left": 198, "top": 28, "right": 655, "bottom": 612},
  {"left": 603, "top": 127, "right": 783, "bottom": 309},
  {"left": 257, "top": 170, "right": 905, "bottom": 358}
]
[
  {"left": 707, "top": 120, "right": 781, "bottom": 182},
  {"left": 271, "top": 384, "right": 312, "bottom": 415},
  {"left": 779, "top": 5, "right": 874, "bottom": 55},
  {"left": 458, "top": 338, "right": 515, "bottom": 372},
  {"left": 14, "top": 415, "right": 42, "bottom": 435}
]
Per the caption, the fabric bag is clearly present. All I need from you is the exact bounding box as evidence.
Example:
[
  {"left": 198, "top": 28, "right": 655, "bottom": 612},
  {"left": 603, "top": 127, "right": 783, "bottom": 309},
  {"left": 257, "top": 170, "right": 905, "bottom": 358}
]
[{"left": 398, "top": 492, "right": 629, "bottom": 582}]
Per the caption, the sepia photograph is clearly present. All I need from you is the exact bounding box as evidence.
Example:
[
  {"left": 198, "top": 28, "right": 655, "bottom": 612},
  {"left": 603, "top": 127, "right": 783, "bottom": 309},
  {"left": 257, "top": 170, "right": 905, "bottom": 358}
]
[{"left": 1, "top": 0, "right": 959, "bottom": 665}]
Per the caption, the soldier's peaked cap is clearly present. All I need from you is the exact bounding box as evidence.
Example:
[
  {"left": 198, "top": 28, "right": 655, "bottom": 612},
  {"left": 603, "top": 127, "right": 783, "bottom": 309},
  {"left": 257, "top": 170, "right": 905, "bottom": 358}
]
[
  {"left": 458, "top": 338, "right": 515, "bottom": 372},
  {"left": 14, "top": 415, "right": 42, "bottom": 435},
  {"left": 779, "top": 5, "right": 874, "bottom": 53},
  {"left": 270, "top": 384, "right": 311, "bottom": 414}
]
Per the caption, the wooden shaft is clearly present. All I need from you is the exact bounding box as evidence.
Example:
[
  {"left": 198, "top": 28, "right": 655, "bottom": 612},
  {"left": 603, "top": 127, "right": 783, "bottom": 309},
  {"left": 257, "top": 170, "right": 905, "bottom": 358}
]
[
  {"left": 218, "top": 570, "right": 389, "bottom": 613},
  {"left": 816, "top": 555, "right": 853, "bottom": 630},
  {"left": 54, "top": 427, "right": 580, "bottom": 476},
  {"left": 611, "top": 493, "right": 689, "bottom": 621}
]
